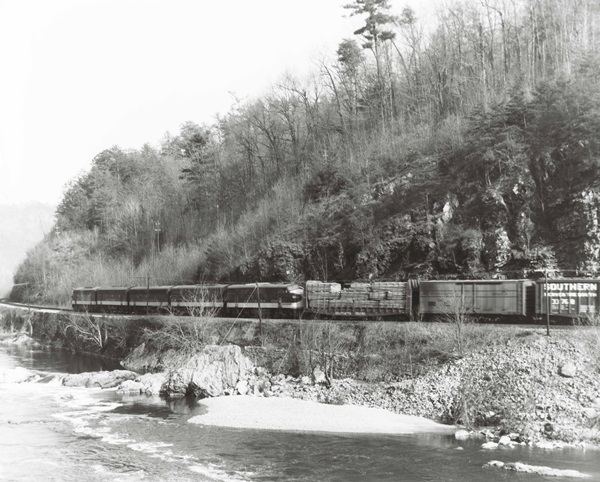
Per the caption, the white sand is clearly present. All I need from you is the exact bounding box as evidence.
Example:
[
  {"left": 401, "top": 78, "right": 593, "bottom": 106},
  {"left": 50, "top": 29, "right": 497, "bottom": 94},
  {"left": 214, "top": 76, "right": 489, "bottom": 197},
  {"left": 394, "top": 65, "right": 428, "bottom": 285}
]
[{"left": 189, "top": 396, "right": 455, "bottom": 435}]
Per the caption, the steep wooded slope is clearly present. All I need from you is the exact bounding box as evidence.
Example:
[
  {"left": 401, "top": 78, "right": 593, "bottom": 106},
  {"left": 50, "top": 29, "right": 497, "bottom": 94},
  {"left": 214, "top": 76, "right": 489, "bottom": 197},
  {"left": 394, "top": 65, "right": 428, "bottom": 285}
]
[{"left": 11, "top": 0, "right": 600, "bottom": 304}]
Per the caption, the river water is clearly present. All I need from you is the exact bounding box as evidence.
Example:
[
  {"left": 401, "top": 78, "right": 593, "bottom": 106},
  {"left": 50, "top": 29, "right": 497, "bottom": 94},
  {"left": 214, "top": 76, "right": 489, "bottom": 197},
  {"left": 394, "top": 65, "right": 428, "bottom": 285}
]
[{"left": 1, "top": 344, "right": 599, "bottom": 482}]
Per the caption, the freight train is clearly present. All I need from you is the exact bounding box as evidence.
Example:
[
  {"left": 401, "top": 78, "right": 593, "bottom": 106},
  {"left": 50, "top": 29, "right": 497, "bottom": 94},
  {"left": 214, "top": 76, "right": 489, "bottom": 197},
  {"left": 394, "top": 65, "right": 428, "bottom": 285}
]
[{"left": 71, "top": 278, "right": 600, "bottom": 322}]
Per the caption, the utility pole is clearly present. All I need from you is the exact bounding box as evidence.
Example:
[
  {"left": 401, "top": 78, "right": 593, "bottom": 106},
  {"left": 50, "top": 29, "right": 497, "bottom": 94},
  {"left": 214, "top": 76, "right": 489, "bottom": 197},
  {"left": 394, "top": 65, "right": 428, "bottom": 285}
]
[
  {"left": 146, "top": 273, "right": 150, "bottom": 315},
  {"left": 154, "top": 221, "right": 162, "bottom": 254},
  {"left": 545, "top": 269, "right": 550, "bottom": 336}
]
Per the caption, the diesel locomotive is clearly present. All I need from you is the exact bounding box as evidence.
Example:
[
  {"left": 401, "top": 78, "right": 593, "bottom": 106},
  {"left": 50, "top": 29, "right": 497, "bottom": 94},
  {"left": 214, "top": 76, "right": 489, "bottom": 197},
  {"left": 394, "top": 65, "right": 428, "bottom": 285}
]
[{"left": 72, "top": 278, "right": 600, "bottom": 322}]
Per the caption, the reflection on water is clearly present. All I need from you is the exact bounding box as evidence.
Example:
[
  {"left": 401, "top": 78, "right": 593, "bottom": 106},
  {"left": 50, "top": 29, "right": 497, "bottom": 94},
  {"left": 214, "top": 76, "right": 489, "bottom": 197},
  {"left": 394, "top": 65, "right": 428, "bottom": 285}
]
[
  {"left": 109, "top": 395, "right": 201, "bottom": 418},
  {"left": 1, "top": 344, "right": 600, "bottom": 481},
  {"left": 2, "top": 343, "right": 122, "bottom": 373}
]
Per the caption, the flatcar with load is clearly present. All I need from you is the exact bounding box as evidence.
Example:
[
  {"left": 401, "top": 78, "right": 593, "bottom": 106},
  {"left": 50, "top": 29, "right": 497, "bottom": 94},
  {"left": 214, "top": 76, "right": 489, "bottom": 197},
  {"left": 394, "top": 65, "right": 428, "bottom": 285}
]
[{"left": 304, "top": 280, "right": 411, "bottom": 319}]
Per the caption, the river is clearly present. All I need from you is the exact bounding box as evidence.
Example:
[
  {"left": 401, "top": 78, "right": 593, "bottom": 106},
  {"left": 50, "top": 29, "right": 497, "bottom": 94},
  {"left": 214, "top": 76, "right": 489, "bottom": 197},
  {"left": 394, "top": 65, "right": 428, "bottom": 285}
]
[{"left": 1, "top": 343, "right": 599, "bottom": 481}]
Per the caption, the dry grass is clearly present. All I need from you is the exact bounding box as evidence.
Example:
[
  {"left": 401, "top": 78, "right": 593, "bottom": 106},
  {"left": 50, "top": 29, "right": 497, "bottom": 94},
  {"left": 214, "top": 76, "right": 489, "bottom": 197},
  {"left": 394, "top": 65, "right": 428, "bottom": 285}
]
[
  {"left": 573, "top": 312, "right": 600, "bottom": 371},
  {"left": 238, "top": 319, "right": 521, "bottom": 383}
]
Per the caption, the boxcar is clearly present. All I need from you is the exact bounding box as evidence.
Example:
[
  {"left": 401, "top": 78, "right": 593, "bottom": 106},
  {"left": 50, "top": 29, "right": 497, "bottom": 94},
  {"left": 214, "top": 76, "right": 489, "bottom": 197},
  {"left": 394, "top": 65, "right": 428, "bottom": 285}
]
[
  {"left": 535, "top": 279, "right": 600, "bottom": 319},
  {"left": 128, "top": 286, "right": 171, "bottom": 313},
  {"left": 95, "top": 287, "right": 130, "bottom": 313},
  {"left": 72, "top": 287, "right": 98, "bottom": 312},
  {"left": 419, "top": 280, "right": 528, "bottom": 319},
  {"left": 169, "top": 284, "right": 227, "bottom": 315}
]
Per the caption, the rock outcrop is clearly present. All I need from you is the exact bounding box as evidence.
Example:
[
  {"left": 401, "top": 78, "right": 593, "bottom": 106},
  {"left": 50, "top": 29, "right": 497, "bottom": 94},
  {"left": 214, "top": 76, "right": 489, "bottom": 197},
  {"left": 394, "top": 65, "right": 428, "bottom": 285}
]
[
  {"left": 62, "top": 370, "right": 137, "bottom": 388},
  {"left": 121, "top": 342, "right": 188, "bottom": 373},
  {"left": 161, "top": 344, "right": 254, "bottom": 398}
]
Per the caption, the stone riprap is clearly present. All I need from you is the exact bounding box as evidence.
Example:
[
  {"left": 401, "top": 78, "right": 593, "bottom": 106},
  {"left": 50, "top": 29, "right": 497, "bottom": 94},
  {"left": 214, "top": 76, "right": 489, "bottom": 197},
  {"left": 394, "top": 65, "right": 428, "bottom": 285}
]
[{"left": 225, "top": 331, "right": 600, "bottom": 447}]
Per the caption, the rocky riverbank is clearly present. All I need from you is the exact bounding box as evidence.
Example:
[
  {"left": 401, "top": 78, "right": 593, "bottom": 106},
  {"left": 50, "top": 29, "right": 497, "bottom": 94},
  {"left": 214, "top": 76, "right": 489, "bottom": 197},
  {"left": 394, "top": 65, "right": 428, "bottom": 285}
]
[
  {"left": 2, "top": 317, "right": 600, "bottom": 448},
  {"left": 264, "top": 329, "right": 600, "bottom": 449},
  {"left": 146, "top": 333, "right": 600, "bottom": 446},
  {"left": 115, "top": 328, "right": 600, "bottom": 448}
]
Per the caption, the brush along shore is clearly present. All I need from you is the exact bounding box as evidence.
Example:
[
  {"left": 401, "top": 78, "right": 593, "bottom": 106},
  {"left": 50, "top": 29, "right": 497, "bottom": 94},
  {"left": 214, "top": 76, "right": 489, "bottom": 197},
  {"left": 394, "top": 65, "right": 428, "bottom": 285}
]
[
  {"left": 119, "top": 322, "right": 600, "bottom": 448},
  {"left": 1, "top": 308, "right": 600, "bottom": 446}
]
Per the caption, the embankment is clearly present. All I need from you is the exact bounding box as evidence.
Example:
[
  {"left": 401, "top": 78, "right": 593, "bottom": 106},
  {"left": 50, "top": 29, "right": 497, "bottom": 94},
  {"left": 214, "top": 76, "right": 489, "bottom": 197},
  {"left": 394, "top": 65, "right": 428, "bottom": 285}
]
[{"left": 1, "top": 307, "right": 599, "bottom": 447}]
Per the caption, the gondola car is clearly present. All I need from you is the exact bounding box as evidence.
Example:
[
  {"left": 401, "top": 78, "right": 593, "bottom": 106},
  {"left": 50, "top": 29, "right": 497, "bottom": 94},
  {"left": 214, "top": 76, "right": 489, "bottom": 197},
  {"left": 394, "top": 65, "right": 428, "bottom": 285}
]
[{"left": 224, "top": 283, "right": 304, "bottom": 318}]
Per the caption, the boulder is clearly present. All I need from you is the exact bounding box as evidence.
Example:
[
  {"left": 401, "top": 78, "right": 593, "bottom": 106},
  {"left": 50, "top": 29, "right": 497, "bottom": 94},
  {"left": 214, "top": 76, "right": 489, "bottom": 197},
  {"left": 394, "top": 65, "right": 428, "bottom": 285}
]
[
  {"left": 582, "top": 407, "right": 598, "bottom": 419},
  {"left": 137, "top": 373, "right": 167, "bottom": 395},
  {"left": 301, "top": 376, "right": 312, "bottom": 386},
  {"left": 236, "top": 379, "right": 249, "bottom": 395},
  {"left": 116, "top": 373, "right": 166, "bottom": 395},
  {"left": 484, "top": 460, "right": 591, "bottom": 478},
  {"left": 253, "top": 378, "right": 271, "bottom": 396},
  {"left": 0, "top": 367, "right": 40, "bottom": 383},
  {"left": 162, "top": 345, "right": 254, "bottom": 398},
  {"left": 162, "top": 371, "right": 188, "bottom": 396},
  {"left": 559, "top": 363, "right": 577, "bottom": 378},
  {"left": 498, "top": 435, "right": 512, "bottom": 446},
  {"left": 62, "top": 370, "right": 137, "bottom": 388},
  {"left": 313, "top": 365, "right": 329, "bottom": 386},
  {"left": 482, "top": 441, "right": 499, "bottom": 449},
  {"left": 117, "top": 380, "right": 145, "bottom": 394},
  {"left": 454, "top": 429, "right": 471, "bottom": 440}
]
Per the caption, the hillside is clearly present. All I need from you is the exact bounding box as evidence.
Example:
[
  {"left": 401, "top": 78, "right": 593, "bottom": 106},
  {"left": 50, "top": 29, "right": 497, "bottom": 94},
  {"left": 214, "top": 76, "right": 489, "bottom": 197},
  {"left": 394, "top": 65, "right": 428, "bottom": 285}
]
[
  {"left": 0, "top": 203, "right": 55, "bottom": 298},
  {"left": 10, "top": 0, "right": 600, "bottom": 305}
]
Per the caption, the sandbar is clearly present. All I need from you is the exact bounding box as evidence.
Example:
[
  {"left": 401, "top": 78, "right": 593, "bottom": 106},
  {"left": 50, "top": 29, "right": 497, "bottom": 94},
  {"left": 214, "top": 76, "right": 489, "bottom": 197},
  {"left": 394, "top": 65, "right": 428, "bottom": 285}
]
[{"left": 189, "top": 396, "right": 455, "bottom": 435}]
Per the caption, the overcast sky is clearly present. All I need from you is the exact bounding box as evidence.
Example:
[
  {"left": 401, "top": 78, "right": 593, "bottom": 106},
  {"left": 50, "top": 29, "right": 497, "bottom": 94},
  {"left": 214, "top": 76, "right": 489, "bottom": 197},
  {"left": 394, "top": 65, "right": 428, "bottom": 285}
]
[{"left": 0, "top": 0, "right": 435, "bottom": 207}]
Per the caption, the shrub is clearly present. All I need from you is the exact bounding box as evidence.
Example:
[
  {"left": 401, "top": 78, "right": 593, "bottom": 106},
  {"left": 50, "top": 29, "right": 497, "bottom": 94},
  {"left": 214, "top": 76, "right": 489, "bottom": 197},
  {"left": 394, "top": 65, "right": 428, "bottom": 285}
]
[{"left": 303, "top": 165, "right": 352, "bottom": 203}]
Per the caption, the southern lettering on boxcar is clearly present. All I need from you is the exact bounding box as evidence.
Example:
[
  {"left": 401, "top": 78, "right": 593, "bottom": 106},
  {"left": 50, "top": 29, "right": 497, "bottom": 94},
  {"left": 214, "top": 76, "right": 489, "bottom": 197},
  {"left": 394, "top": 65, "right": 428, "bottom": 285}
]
[{"left": 536, "top": 279, "right": 600, "bottom": 318}]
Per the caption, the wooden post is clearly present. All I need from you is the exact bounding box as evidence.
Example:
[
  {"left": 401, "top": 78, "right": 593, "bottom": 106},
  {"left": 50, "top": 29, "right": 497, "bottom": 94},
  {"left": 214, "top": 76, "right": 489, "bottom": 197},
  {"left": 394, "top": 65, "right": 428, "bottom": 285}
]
[
  {"left": 545, "top": 270, "right": 550, "bottom": 336},
  {"left": 256, "top": 282, "right": 263, "bottom": 338}
]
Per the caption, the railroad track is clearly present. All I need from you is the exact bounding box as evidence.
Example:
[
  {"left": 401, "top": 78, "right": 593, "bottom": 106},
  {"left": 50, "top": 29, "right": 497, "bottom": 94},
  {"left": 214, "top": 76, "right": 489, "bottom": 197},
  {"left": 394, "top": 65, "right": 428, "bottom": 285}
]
[
  {"left": 0, "top": 299, "right": 71, "bottom": 314},
  {"left": 0, "top": 299, "right": 574, "bottom": 332}
]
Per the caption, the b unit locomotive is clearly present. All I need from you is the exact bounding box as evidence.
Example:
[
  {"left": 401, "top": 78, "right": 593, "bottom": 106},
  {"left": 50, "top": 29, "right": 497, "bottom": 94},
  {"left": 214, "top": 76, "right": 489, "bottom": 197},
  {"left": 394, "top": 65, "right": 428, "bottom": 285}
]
[{"left": 71, "top": 278, "right": 600, "bottom": 322}]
